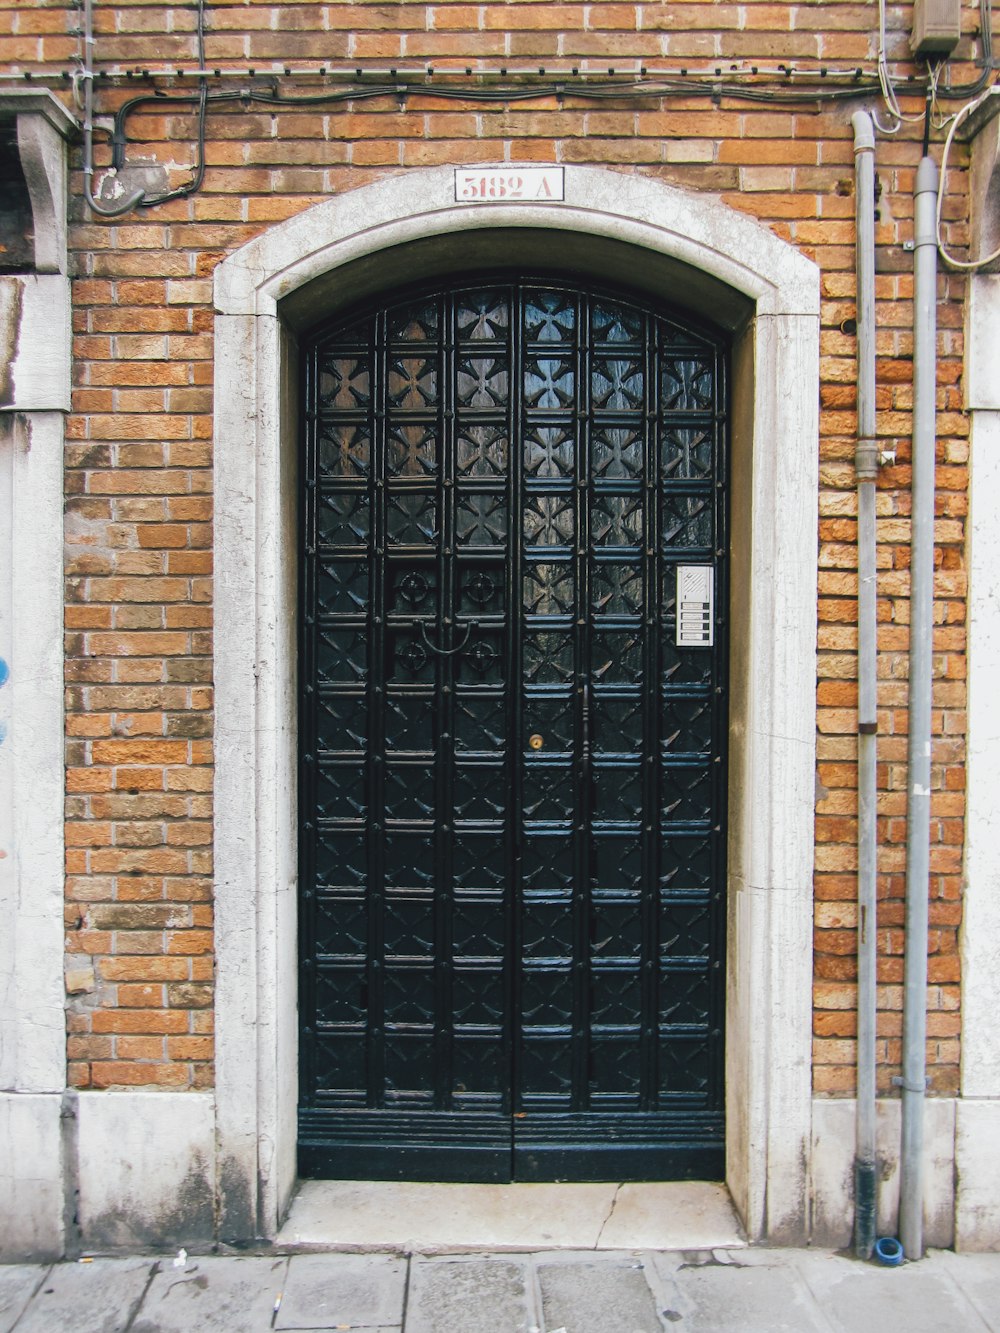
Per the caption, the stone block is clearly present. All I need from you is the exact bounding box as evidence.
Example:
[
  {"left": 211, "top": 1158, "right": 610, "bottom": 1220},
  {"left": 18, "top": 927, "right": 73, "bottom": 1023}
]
[
  {"left": 76, "top": 1091, "right": 215, "bottom": 1250},
  {"left": 0, "top": 1093, "right": 64, "bottom": 1262},
  {"left": 277, "top": 1254, "right": 407, "bottom": 1330},
  {"left": 406, "top": 1257, "right": 529, "bottom": 1333},
  {"left": 132, "top": 1256, "right": 290, "bottom": 1333}
]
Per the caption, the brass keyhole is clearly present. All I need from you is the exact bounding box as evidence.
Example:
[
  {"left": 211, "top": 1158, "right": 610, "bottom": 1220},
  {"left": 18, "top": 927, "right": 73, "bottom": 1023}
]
[{"left": 528, "top": 734, "right": 544, "bottom": 751}]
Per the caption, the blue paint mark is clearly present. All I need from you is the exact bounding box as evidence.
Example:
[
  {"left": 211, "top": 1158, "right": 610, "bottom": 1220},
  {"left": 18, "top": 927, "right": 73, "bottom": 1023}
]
[
  {"left": 0, "top": 658, "right": 7, "bottom": 688},
  {"left": 0, "top": 722, "right": 6, "bottom": 746}
]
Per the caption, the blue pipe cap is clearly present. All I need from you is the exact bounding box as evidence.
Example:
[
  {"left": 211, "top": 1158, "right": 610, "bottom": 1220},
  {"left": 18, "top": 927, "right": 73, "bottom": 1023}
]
[{"left": 874, "top": 1236, "right": 904, "bottom": 1266}]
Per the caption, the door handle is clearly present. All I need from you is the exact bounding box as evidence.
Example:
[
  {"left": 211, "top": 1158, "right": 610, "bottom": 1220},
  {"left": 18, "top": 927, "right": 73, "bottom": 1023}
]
[{"left": 413, "top": 619, "right": 479, "bottom": 656}]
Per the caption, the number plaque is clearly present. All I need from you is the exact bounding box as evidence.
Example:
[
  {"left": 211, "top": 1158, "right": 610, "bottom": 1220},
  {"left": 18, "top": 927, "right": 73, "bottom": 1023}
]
[{"left": 454, "top": 167, "right": 565, "bottom": 203}]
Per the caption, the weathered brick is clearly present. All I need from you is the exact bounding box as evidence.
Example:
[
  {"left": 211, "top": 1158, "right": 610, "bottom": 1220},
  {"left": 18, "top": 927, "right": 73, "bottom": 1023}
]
[{"left": 54, "top": 0, "right": 970, "bottom": 1104}]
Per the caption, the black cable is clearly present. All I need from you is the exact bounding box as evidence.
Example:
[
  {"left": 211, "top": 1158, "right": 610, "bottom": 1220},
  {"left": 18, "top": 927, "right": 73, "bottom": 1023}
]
[
  {"left": 133, "top": 0, "right": 209, "bottom": 207},
  {"left": 922, "top": 86, "right": 933, "bottom": 156},
  {"left": 107, "top": 73, "right": 886, "bottom": 148},
  {"left": 91, "top": 72, "right": 898, "bottom": 212},
  {"left": 916, "top": 0, "right": 995, "bottom": 98},
  {"left": 93, "top": 1, "right": 998, "bottom": 215}
]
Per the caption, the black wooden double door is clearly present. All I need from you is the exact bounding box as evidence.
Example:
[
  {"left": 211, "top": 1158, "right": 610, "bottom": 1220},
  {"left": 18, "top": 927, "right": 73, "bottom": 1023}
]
[{"left": 298, "top": 277, "right": 728, "bottom": 1182}]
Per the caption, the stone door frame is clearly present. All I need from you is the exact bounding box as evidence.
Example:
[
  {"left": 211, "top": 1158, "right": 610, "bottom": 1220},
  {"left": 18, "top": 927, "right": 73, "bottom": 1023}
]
[{"left": 212, "top": 164, "right": 820, "bottom": 1242}]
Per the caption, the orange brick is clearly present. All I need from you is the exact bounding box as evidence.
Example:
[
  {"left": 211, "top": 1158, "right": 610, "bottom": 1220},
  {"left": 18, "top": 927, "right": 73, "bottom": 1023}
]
[{"left": 56, "top": 5, "right": 970, "bottom": 1101}]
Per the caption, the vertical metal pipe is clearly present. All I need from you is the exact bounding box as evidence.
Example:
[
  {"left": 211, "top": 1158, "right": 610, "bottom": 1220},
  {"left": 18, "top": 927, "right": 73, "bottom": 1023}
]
[
  {"left": 852, "top": 110, "right": 879, "bottom": 1262},
  {"left": 81, "top": 0, "right": 144, "bottom": 216},
  {"left": 899, "top": 156, "right": 939, "bottom": 1261}
]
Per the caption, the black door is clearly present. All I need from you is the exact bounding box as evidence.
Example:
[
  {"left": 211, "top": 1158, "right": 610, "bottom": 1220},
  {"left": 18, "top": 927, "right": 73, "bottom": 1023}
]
[{"left": 298, "top": 277, "right": 728, "bottom": 1182}]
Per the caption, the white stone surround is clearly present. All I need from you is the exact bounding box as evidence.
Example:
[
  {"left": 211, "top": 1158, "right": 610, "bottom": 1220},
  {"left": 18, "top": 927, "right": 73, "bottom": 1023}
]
[
  {"left": 212, "top": 165, "right": 820, "bottom": 1243},
  {"left": 0, "top": 94, "right": 220, "bottom": 1263},
  {"left": 0, "top": 92, "right": 73, "bottom": 1262}
]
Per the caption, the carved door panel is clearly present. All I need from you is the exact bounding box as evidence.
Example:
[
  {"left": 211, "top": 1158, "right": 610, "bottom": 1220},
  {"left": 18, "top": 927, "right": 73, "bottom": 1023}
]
[{"left": 298, "top": 280, "right": 727, "bottom": 1181}]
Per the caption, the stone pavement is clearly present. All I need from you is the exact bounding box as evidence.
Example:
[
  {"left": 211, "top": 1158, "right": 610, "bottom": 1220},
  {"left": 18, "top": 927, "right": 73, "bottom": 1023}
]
[{"left": 2, "top": 1246, "right": 1000, "bottom": 1332}]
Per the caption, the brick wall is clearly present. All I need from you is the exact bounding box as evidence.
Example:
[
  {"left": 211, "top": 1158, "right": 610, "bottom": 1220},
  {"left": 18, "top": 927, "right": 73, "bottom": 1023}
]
[{"left": 2, "top": 0, "right": 981, "bottom": 1097}]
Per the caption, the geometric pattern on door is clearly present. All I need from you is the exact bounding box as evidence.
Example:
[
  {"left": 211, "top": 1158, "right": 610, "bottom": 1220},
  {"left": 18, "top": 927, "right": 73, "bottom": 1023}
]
[{"left": 298, "top": 279, "right": 728, "bottom": 1180}]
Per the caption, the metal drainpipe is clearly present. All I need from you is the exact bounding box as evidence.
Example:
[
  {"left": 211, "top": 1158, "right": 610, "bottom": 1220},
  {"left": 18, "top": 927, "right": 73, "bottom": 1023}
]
[
  {"left": 852, "top": 109, "right": 879, "bottom": 1262},
  {"left": 899, "top": 155, "right": 939, "bottom": 1261}
]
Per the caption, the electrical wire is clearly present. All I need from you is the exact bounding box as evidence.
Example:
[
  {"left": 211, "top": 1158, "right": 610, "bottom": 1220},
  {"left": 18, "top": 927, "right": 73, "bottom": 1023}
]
[
  {"left": 79, "top": 0, "right": 144, "bottom": 216},
  {"left": 875, "top": 0, "right": 996, "bottom": 130},
  {"left": 874, "top": 0, "right": 925, "bottom": 132},
  {"left": 130, "top": 0, "right": 207, "bottom": 206},
  {"left": 74, "top": 0, "right": 995, "bottom": 213},
  {"left": 928, "top": 62, "right": 959, "bottom": 131},
  {"left": 93, "top": 69, "right": 890, "bottom": 216},
  {"left": 939, "top": 0, "right": 996, "bottom": 98},
  {"left": 936, "top": 82, "right": 1000, "bottom": 269}
]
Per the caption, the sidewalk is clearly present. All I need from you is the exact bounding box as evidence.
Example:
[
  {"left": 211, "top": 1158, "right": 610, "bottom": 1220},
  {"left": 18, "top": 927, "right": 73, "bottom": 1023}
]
[{"left": 3, "top": 1245, "right": 1000, "bottom": 1333}]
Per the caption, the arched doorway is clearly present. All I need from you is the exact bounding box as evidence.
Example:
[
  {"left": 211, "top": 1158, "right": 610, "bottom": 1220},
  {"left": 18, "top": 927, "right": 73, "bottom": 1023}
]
[
  {"left": 296, "top": 276, "right": 728, "bottom": 1181},
  {"left": 212, "top": 166, "right": 819, "bottom": 1240}
]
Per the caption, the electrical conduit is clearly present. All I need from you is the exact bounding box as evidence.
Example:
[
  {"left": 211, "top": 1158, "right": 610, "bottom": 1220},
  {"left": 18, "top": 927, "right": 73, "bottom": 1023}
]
[
  {"left": 899, "top": 155, "right": 939, "bottom": 1261},
  {"left": 852, "top": 108, "right": 879, "bottom": 1262},
  {"left": 81, "top": 0, "right": 144, "bottom": 215}
]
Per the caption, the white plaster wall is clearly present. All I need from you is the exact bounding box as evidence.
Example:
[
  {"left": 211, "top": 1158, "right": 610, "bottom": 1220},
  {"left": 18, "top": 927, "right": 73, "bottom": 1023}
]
[
  {"left": 957, "top": 275, "right": 1000, "bottom": 1249},
  {"left": 963, "top": 296, "right": 1000, "bottom": 1101},
  {"left": 962, "top": 410, "right": 1000, "bottom": 1091},
  {"left": 810, "top": 1098, "right": 956, "bottom": 1249},
  {"left": 955, "top": 1099, "right": 1000, "bottom": 1250},
  {"left": 213, "top": 165, "right": 820, "bottom": 1243},
  {"left": 75, "top": 1091, "right": 216, "bottom": 1250},
  {"left": 965, "top": 275, "right": 1000, "bottom": 410}
]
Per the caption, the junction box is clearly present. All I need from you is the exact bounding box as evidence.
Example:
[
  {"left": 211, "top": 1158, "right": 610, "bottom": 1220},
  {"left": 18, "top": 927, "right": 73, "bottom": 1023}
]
[{"left": 910, "top": 0, "right": 962, "bottom": 57}]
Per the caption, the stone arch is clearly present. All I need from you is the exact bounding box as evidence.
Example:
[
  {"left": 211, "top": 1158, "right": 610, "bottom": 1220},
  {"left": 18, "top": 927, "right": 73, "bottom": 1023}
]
[{"left": 212, "top": 165, "right": 820, "bottom": 1243}]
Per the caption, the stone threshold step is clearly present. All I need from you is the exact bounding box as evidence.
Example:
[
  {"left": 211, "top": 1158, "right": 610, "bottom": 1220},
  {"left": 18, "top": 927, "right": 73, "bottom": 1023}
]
[{"left": 276, "top": 1180, "right": 745, "bottom": 1253}]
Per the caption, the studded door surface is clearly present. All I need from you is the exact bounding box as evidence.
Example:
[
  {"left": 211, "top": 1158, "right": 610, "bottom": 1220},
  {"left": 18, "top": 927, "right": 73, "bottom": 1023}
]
[{"left": 298, "top": 279, "right": 728, "bottom": 1182}]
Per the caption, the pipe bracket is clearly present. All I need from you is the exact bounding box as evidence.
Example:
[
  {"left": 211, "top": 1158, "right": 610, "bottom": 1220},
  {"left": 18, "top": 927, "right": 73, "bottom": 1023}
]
[
  {"left": 892, "top": 1075, "right": 930, "bottom": 1093},
  {"left": 855, "top": 437, "right": 879, "bottom": 479}
]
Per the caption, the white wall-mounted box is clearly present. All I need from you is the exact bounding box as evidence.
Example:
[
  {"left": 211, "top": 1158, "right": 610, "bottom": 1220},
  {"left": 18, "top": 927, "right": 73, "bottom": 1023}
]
[{"left": 910, "top": 0, "right": 962, "bottom": 57}]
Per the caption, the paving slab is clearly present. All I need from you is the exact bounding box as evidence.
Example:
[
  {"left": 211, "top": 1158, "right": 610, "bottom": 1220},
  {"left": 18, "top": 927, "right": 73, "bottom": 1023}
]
[
  {"left": 535, "top": 1254, "right": 663, "bottom": 1333},
  {"left": 598, "top": 1185, "right": 745, "bottom": 1252},
  {"left": 0, "top": 1266, "right": 45, "bottom": 1333},
  {"left": 12, "top": 1257, "right": 153, "bottom": 1333},
  {"left": 277, "top": 1253, "right": 407, "bottom": 1330},
  {"left": 131, "top": 1255, "right": 289, "bottom": 1333},
  {"left": 279, "top": 1181, "right": 619, "bottom": 1251},
  {"left": 406, "top": 1257, "right": 533, "bottom": 1333},
  {"left": 792, "top": 1248, "right": 992, "bottom": 1333},
  {"left": 934, "top": 1251, "right": 1000, "bottom": 1332},
  {"left": 667, "top": 1253, "right": 827, "bottom": 1332}
]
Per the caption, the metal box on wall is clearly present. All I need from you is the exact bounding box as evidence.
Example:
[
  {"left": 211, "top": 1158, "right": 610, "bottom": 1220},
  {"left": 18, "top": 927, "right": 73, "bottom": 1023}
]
[{"left": 910, "top": 0, "right": 962, "bottom": 56}]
